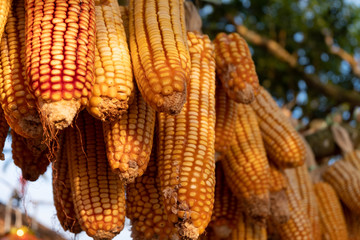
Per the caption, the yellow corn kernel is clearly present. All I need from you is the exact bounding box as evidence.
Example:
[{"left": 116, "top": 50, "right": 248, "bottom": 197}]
[
  {"left": 67, "top": 110, "right": 126, "bottom": 239},
  {"left": 0, "top": 108, "right": 9, "bottom": 160},
  {"left": 208, "top": 161, "right": 242, "bottom": 239},
  {"left": 103, "top": 87, "right": 155, "bottom": 183},
  {"left": 229, "top": 214, "right": 267, "bottom": 240},
  {"left": 274, "top": 181, "right": 313, "bottom": 240},
  {"left": 11, "top": 130, "right": 49, "bottom": 181},
  {"left": 322, "top": 160, "right": 360, "bottom": 214},
  {"left": 157, "top": 32, "right": 216, "bottom": 239},
  {"left": 88, "top": 0, "right": 133, "bottom": 121},
  {"left": 129, "top": 0, "right": 191, "bottom": 115},
  {"left": 215, "top": 81, "right": 237, "bottom": 153},
  {"left": 53, "top": 137, "right": 82, "bottom": 233},
  {"left": 314, "top": 182, "right": 348, "bottom": 240},
  {"left": 343, "top": 149, "right": 360, "bottom": 171},
  {"left": 126, "top": 145, "right": 179, "bottom": 240},
  {"left": 213, "top": 32, "right": 259, "bottom": 104},
  {"left": 25, "top": 0, "right": 96, "bottom": 130},
  {"left": 0, "top": 0, "right": 11, "bottom": 41},
  {"left": 0, "top": 0, "right": 42, "bottom": 138},
  {"left": 251, "top": 87, "right": 306, "bottom": 168},
  {"left": 285, "top": 163, "right": 320, "bottom": 240},
  {"left": 222, "top": 103, "right": 270, "bottom": 224}
]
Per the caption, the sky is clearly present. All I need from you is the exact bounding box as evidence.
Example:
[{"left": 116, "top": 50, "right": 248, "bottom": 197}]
[{"left": 0, "top": 137, "right": 132, "bottom": 240}]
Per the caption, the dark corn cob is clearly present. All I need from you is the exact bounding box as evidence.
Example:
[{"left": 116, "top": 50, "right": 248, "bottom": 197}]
[
  {"left": 214, "top": 82, "right": 237, "bottom": 153},
  {"left": 0, "top": 0, "right": 42, "bottom": 138},
  {"left": 67, "top": 111, "right": 126, "bottom": 239},
  {"left": 343, "top": 149, "right": 360, "bottom": 171},
  {"left": 222, "top": 103, "right": 270, "bottom": 224},
  {"left": 0, "top": 108, "right": 9, "bottom": 160},
  {"left": 53, "top": 136, "right": 81, "bottom": 233},
  {"left": 285, "top": 164, "right": 320, "bottom": 240},
  {"left": 274, "top": 180, "right": 313, "bottom": 240},
  {"left": 208, "top": 161, "right": 241, "bottom": 239},
  {"left": 11, "top": 130, "right": 49, "bottom": 181},
  {"left": 88, "top": 0, "right": 133, "bottom": 121},
  {"left": 322, "top": 160, "right": 360, "bottom": 214},
  {"left": 157, "top": 32, "right": 216, "bottom": 239},
  {"left": 213, "top": 32, "right": 259, "bottom": 104},
  {"left": 343, "top": 204, "right": 360, "bottom": 240},
  {"left": 229, "top": 214, "right": 267, "bottom": 240},
  {"left": 126, "top": 144, "right": 179, "bottom": 240},
  {"left": 103, "top": 87, "right": 155, "bottom": 183},
  {"left": 129, "top": 0, "right": 191, "bottom": 114},
  {"left": 251, "top": 87, "right": 306, "bottom": 168},
  {"left": 25, "top": 0, "right": 96, "bottom": 130},
  {"left": 314, "top": 182, "right": 348, "bottom": 240},
  {"left": 268, "top": 162, "right": 289, "bottom": 225}
]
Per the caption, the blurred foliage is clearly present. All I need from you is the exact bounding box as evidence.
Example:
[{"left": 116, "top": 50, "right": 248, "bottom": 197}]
[{"left": 196, "top": 0, "right": 360, "bottom": 124}]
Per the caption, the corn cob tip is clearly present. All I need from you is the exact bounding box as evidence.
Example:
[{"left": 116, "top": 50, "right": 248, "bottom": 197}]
[
  {"left": 89, "top": 97, "right": 128, "bottom": 122},
  {"left": 161, "top": 90, "right": 187, "bottom": 115},
  {"left": 243, "top": 196, "right": 270, "bottom": 225},
  {"left": 17, "top": 115, "right": 43, "bottom": 138},
  {"left": 39, "top": 100, "right": 81, "bottom": 130},
  {"left": 212, "top": 225, "right": 232, "bottom": 239},
  {"left": 232, "top": 83, "right": 255, "bottom": 104},
  {"left": 118, "top": 160, "right": 139, "bottom": 184},
  {"left": 92, "top": 229, "right": 121, "bottom": 240},
  {"left": 270, "top": 190, "right": 290, "bottom": 225},
  {"left": 178, "top": 222, "right": 199, "bottom": 240}
]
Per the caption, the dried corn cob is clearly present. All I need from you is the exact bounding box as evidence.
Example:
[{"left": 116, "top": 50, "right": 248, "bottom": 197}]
[
  {"left": 314, "top": 182, "right": 348, "bottom": 240},
  {"left": 157, "top": 32, "right": 216, "bottom": 239},
  {"left": 0, "top": 0, "right": 11, "bottom": 41},
  {"left": 103, "top": 87, "right": 155, "bottom": 183},
  {"left": 343, "top": 149, "right": 360, "bottom": 171},
  {"left": 208, "top": 161, "right": 241, "bottom": 239},
  {"left": 0, "top": 108, "right": 9, "bottom": 160},
  {"left": 343, "top": 204, "right": 360, "bottom": 240},
  {"left": 285, "top": 163, "right": 320, "bottom": 240},
  {"left": 67, "top": 111, "right": 125, "bottom": 239},
  {"left": 215, "top": 81, "right": 237, "bottom": 153},
  {"left": 126, "top": 144, "right": 179, "bottom": 240},
  {"left": 268, "top": 162, "right": 289, "bottom": 225},
  {"left": 274, "top": 182, "right": 313, "bottom": 240},
  {"left": 129, "top": 0, "right": 191, "bottom": 114},
  {"left": 25, "top": 0, "right": 96, "bottom": 130},
  {"left": 251, "top": 87, "right": 305, "bottom": 168},
  {"left": 88, "top": 0, "right": 133, "bottom": 121},
  {"left": 0, "top": 0, "right": 42, "bottom": 138},
  {"left": 229, "top": 214, "right": 267, "bottom": 240},
  {"left": 53, "top": 137, "right": 81, "bottom": 233},
  {"left": 11, "top": 130, "right": 49, "bottom": 181},
  {"left": 322, "top": 160, "right": 360, "bottom": 214},
  {"left": 222, "top": 103, "right": 270, "bottom": 224},
  {"left": 213, "top": 32, "right": 259, "bottom": 104}
]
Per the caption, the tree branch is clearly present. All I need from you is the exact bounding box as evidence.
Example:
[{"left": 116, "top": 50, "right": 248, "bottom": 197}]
[
  {"left": 322, "top": 29, "right": 360, "bottom": 78},
  {"left": 235, "top": 24, "right": 360, "bottom": 106}
]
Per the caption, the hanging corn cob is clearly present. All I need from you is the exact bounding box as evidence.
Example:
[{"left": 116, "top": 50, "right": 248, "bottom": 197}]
[
  {"left": 129, "top": 0, "right": 191, "bottom": 115},
  {"left": 11, "top": 130, "right": 49, "bottom": 181},
  {"left": 251, "top": 87, "right": 305, "bottom": 168},
  {"left": 343, "top": 204, "right": 360, "bottom": 240},
  {"left": 285, "top": 163, "right": 320, "bottom": 240},
  {"left": 322, "top": 160, "right": 360, "bottom": 214},
  {"left": 207, "top": 161, "right": 241, "bottom": 239},
  {"left": 157, "top": 32, "right": 216, "bottom": 239},
  {"left": 0, "top": 0, "right": 42, "bottom": 138},
  {"left": 314, "top": 182, "right": 348, "bottom": 240},
  {"left": 67, "top": 111, "right": 125, "bottom": 239},
  {"left": 222, "top": 103, "right": 270, "bottom": 224},
  {"left": 24, "top": 0, "right": 96, "bottom": 130},
  {"left": 103, "top": 87, "right": 155, "bottom": 183},
  {"left": 229, "top": 214, "right": 267, "bottom": 240},
  {"left": 0, "top": 0, "right": 11, "bottom": 41},
  {"left": 273, "top": 181, "right": 313, "bottom": 240},
  {"left": 215, "top": 81, "right": 237, "bottom": 153},
  {"left": 88, "top": 0, "right": 133, "bottom": 121},
  {"left": 126, "top": 144, "right": 179, "bottom": 240},
  {"left": 268, "top": 162, "right": 289, "bottom": 225},
  {"left": 53, "top": 137, "right": 81, "bottom": 233},
  {"left": 213, "top": 32, "right": 259, "bottom": 104},
  {"left": 0, "top": 108, "right": 9, "bottom": 160}
]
